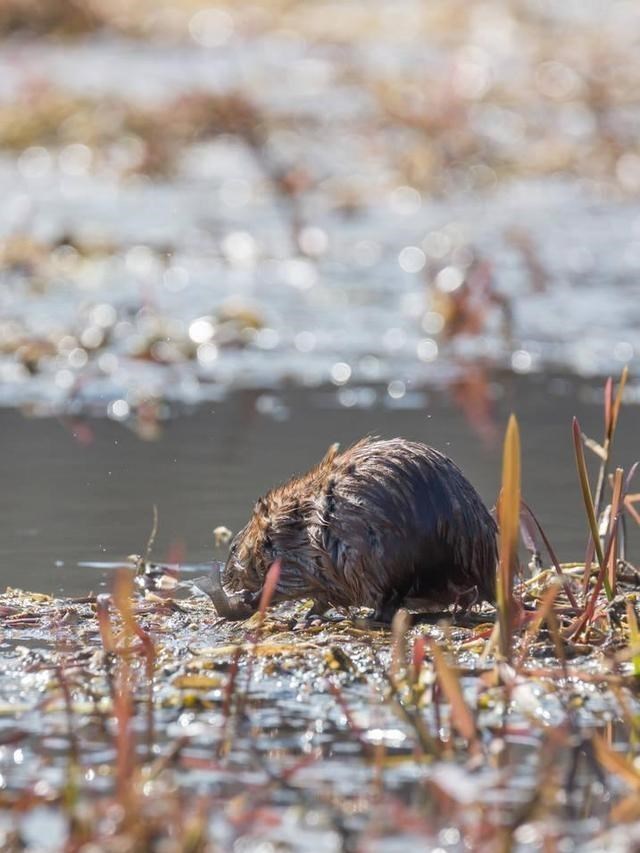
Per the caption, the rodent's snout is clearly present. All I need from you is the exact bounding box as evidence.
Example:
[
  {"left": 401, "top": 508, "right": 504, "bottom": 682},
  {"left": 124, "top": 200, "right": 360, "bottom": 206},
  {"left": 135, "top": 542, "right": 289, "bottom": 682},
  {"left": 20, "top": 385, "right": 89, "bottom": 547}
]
[
  {"left": 203, "top": 559, "right": 257, "bottom": 619},
  {"left": 222, "top": 524, "right": 267, "bottom": 594},
  {"left": 221, "top": 557, "right": 246, "bottom": 592}
]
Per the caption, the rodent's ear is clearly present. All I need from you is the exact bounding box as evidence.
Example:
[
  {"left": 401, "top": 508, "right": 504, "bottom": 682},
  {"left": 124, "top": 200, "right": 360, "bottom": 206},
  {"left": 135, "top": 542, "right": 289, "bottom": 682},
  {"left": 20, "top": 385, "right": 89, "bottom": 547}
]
[
  {"left": 253, "top": 496, "right": 268, "bottom": 516},
  {"left": 320, "top": 442, "right": 340, "bottom": 466}
]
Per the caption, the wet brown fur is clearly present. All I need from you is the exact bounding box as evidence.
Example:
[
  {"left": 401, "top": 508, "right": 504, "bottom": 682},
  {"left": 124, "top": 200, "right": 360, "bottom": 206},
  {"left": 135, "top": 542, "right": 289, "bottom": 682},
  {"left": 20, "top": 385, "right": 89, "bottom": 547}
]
[{"left": 223, "top": 437, "right": 497, "bottom": 620}]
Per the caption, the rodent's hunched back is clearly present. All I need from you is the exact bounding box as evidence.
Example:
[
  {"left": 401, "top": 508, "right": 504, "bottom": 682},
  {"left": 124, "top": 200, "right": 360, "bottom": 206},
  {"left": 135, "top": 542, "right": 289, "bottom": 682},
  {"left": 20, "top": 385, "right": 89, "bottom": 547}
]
[{"left": 219, "top": 437, "right": 497, "bottom": 621}]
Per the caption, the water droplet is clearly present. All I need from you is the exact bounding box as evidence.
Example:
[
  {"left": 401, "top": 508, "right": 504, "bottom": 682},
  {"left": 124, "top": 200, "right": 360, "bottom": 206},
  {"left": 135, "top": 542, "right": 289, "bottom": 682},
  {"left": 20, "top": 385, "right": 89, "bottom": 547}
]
[
  {"left": 59, "top": 143, "right": 92, "bottom": 176},
  {"left": 108, "top": 399, "right": 130, "bottom": 420},
  {"left": 423, "top": 231, "right": 452, "bottom": 259},
  {"left": 254, "top": 328, "right": 280, "bottom": 349},
  {"left": 298, "top": 226, "right": 328, "bottom": 256},
  {"left": 221, "top": 231, "right": 257, "bottom": 267},
  {"left": 436, "top": 266, "right": 464, "bottom": 292},
  {"left": 511, "top": 349, "right": 532, "bottom": 373},
  {"left": 294, "top": 331, "right": 316, "bottom": 352},
  {"left": 282, "top": 258, "right": 317, "bottom": 289},
  {"left": 68, "top": 347, "right": 88, "bottom": 368},
  {"left": 453, "top": 46, "right": 492, "bottom": 100},
  {"left": 163, "top": 266, "right": 190, "bottom": 292},
  {"left": 98, "top": 353, "right": 118, "bottom": 374},
  {"left": 197, "top": 343, "right": 219, "bottom": 365},
  {"left": 126, "top": 245, "right": 155, "bottom": 277},
  {"left": 18, "top": 146, "right": 51, "bottom": 179},
  {"left": 55, "top": 369, "right": 75, "bottom": 390},
  {"left": 359, "top": 355, "right": 381, "bottom": 379},
  {"left": 387, "top": 379, "right": 406, "bottom": 399},
  {"left": 90, "top": 303, "right": 117, "bottom": 328},
  {"left": 189, "top": 8, "right": 234, "bottom": 47},
  {"left": 189, "top": 317, "right": 214, "bottom": 344},
  {"left": 422, "top": 311, "right": 445, "bottom": 334},
  {"left": 389, "top": 185, "right": 422, "bottom": 215},
  {"left": 383, "top": 327, "right": 406, "bottom": 351},
  {"left": 417, "top": 338, "right": 439, "bottom": 362},
  {"left": 337, "top": 388, "right": 357, "bottom": 407},
  {"left": 399, "top": 245, "right": 426, "bottom": 273},
  {"left": 330, "top": 362, "right": 351, "bottom": 385}
]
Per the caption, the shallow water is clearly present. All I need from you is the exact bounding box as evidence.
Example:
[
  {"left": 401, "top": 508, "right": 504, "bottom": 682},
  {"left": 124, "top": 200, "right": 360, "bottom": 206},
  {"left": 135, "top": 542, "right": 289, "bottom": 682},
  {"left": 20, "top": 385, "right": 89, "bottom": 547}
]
[
  {"left": 0, "top": 575, "right": 637, "bottom": 852},
  {"left": 1, "top": 372, "right": 637, "bottom": 597}
]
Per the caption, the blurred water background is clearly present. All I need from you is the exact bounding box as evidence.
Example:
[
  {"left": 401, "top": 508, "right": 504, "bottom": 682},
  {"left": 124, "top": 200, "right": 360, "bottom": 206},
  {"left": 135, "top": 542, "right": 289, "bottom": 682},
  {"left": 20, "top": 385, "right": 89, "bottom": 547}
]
[{"left": 0, "top": 0, "right": 639, "bottom": 592}]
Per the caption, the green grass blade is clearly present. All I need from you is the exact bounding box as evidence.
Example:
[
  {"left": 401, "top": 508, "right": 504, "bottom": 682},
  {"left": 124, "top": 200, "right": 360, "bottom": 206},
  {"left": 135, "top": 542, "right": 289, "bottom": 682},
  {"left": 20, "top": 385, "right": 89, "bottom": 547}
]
[{"left": 572, "top": 417, "right": 612, "bottom": 601}]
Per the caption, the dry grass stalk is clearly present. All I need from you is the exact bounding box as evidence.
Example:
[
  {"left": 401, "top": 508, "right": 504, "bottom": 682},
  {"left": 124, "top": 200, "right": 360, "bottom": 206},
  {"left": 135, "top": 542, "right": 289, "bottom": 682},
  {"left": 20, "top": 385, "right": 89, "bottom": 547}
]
[
  {"left": 429, "top": 641, "right": 479, "bottom": 752},
  {"left": 497, "top": 414, "right": 521, "bottom": 662}
]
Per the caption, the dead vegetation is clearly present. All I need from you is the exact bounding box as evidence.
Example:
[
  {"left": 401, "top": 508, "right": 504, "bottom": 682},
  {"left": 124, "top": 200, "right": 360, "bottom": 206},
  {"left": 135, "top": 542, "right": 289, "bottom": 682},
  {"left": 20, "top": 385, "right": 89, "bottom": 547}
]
[
  {"left": 0, "top": 88, "right": 269, "bottom": 178},
  {"left": 1, "top": 1, "right": 640, "bottom": 193}
]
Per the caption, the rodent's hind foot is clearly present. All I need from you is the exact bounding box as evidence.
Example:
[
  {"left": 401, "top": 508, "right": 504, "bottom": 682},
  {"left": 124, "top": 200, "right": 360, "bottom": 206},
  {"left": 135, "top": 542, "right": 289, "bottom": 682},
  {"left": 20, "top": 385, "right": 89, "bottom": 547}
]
[
  {"left": 295, "top": 600, "right": 345, "bottom": 628},
  {"left": 354, "top": 602, "right": 400, "bottom": 629},
  {"left": 354, "top": 614, "right": 394, "bottom": 630},
  {"left": 362, "top": 590, "right": 408, "bottom": 626}
]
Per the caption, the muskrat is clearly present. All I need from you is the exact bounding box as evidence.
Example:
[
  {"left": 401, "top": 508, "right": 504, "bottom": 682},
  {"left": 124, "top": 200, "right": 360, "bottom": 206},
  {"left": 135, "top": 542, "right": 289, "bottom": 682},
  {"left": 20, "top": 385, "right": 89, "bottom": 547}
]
[{"left": 205, "top": 437, "right": 497, "bottom": 622}]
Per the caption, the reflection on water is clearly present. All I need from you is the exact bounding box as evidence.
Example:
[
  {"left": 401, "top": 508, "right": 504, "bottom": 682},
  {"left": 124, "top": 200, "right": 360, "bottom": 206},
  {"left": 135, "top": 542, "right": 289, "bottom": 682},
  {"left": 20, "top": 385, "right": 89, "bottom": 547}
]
[{"left": 0, "top": 373, "right": 637, "bottom": 596}]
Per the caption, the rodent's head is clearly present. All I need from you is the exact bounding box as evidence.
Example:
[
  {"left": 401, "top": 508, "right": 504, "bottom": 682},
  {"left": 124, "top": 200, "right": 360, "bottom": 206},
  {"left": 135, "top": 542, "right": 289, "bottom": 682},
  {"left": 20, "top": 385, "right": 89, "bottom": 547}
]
[{"left": 222, "top": 516, "right": 269, "bottom": 594}]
